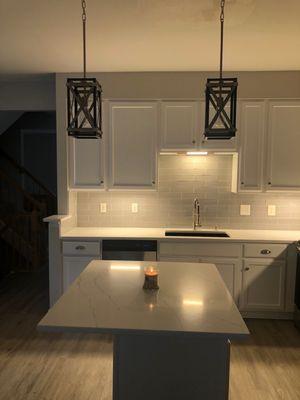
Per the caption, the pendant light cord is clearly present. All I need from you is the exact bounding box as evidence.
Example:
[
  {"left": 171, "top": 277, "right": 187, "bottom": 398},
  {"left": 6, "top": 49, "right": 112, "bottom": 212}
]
[
  {"left": 220, "top": 0, "right": 225, "bottom": 80},
  {"left": 82, "top": 0, "right": 87, "bottom": 78}
]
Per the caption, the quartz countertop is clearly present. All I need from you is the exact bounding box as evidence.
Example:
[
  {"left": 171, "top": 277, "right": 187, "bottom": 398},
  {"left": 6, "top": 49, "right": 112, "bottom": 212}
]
[
  {"left": 38, "top": 260, "right": 249, "bottom": 339},
  {"left": 60, "top": 227, "right": 300, "bottom": 243}
]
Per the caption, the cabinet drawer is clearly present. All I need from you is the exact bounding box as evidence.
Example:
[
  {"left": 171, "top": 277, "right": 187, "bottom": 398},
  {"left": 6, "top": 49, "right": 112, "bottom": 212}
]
[
  {"left": 243, "top": 243, "right": 287, "bottom": 259},
  {"left": 159, "top": 241, "right": 241, "bottom": 258},
  {"left": 62, "top": 241, "right": 101, "bottom": 256}
]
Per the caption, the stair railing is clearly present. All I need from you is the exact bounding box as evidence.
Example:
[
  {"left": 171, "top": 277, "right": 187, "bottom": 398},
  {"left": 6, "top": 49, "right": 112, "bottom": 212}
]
[{"left": 0, "top": 147, "right": 56, "bottom": 215}]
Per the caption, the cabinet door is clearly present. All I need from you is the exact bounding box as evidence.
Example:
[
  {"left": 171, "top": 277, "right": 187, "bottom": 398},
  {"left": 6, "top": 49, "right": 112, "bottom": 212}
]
[
  {"left": 200, "top": 258, "right": 241, "bottom": 304},
  {"left": 69, "top": 137, "right": 105, "bottom": 189},
  {"left": 266, "top": 101, "right": 300, "bottom": 190},
  {"left": 63, "top": 256, "right": 95, "bottom": 292},
  {"left": 239, "top": 101, "right": 265, "bottom": 191},
  {"left": 241, "top": 259, "right": 286, "bottom": 311},
  {"left": 109, "top": 102, "right": 157, "bottom": 189},
  {"left": 158, "top": 255, "right": 240, "bottom": 304},
  {"left": 160, "top": 101, "right": 198, "bottom": 150}
]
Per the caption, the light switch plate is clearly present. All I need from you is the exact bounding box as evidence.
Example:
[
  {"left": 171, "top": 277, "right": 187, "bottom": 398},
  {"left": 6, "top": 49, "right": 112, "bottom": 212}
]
[
  {"left": 240, "top": 204, "right": 251, "bottom": 216},
  {"left": 100, "top": 203, "right": 107, "bottom": 213},
  {"left": 268, "top": 205, "right": 276, "bottom": 216},
  {"left": 131, "top": 203, "right": 138, "bottom": 213}
]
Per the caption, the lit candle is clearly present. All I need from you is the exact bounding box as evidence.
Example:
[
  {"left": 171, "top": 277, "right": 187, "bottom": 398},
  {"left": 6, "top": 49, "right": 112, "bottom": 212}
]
[{"left": 143, "top": 266, "right": 159, "bottom": 290}]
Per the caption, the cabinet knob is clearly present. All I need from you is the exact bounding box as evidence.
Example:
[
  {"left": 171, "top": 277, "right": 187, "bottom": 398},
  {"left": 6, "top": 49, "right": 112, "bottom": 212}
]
[
  {"left": 192, "top": 140, "right": 196, "bottom": 144},
  {"left": 268, "top": 182, "right": 271, "bottom": 185},
  {"left": 245, "top": 267, "right": 250, "bottom": 271},
  {"left": 100, "top": 180, "right": 104, "bottom": 184},
  {"left": 75, "top": 245, "right": 86, "bottom": 250},
  {"left": 152, "top": 181, "right": 155, "bottom": 185},
  {"left": 261, "top": 249, "right": 271, "bottom": 255},
  {"left": 241, "top": 182, "right": 244, "bottom": 185}
]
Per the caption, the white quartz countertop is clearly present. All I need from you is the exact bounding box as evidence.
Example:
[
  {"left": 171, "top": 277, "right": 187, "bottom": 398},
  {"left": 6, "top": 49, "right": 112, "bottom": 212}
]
[
  {"left": 39, "top": 260, "right": 249, "bottom": 339},
  {"left": 61, "top": 227, "right": 300, "bottom": 243}
]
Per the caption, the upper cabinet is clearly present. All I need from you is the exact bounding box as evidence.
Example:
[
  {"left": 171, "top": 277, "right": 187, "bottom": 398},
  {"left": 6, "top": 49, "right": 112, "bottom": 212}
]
[
  {"left": 160, "top": 100, "right": 237, "bottom": 152},
  {"left": 160, "top": 101, "right": 199, "bottom": 150},
  {"left": 238, "top": 101, "right": 265, "bottom": 192},
  {"left": 109, "top": 102, "right": 158, "bottom": 189},
  {"left": 69, "top": 137, "right": 105, "bottom": 189},
  {"left": 266, "top": 101, "right": 300, "bottom": 191}
]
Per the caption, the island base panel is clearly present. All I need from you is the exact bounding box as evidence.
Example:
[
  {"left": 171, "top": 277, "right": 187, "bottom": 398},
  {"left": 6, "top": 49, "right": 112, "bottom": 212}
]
[{"left": 113, "top": 334, "right": 230, "bottom": 400}]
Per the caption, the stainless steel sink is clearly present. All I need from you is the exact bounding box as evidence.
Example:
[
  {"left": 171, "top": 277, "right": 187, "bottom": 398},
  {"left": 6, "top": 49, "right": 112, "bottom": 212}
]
[{"left": 165, "top": 230, "right": 230, "bottom": 238}]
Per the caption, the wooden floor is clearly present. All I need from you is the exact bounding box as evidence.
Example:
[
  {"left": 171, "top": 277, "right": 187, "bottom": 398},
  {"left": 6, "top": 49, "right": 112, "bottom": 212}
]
[{"left": 0, "top": 271, "right": 299, "bottom": 400}]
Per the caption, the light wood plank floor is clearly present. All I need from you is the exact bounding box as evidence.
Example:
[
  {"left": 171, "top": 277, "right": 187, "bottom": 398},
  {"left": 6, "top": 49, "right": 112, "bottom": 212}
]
[{"left": 0, "top": 271, "right": 299, "bottom": 400}]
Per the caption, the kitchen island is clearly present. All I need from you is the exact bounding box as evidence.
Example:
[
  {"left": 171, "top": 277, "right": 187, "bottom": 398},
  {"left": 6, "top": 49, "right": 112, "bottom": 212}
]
[{"left": 39, "top": 260, "right": 249, "bottom": 400}]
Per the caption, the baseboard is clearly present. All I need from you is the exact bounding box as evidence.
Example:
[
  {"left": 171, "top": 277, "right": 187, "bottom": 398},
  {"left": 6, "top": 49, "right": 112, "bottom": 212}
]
[{"left": 241, "top": 311, "right": 294, "bottom": 320}]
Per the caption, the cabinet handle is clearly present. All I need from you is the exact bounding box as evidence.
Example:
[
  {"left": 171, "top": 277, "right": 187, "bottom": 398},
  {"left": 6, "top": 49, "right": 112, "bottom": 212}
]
[
  {"left": 245, "top": 267, "right": 250, "bottom": 271},
  {"left": 261, "top": 249, "right": 271, "bottom": 255},
  {"left": 75, "top": 245, "right": 86, "bottom": 250}
]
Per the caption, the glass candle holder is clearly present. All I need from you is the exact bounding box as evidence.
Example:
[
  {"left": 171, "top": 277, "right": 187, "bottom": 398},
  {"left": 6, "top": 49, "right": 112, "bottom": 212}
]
[{"left": 143, "top": 266, "right": 159, "bottom": 290}]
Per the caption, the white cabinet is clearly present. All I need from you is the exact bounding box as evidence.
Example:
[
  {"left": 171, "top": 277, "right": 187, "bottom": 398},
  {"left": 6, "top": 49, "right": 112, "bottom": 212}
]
[
  {"left": 160, "top": 101, "right": 199, "bottom": 150},
  {"left": 62, "top": 240, "right": 101, "bottom": 292},
  {"left": 238, "top": 101, "right": 265, "bottom": 192},
  {"left": 109, "top": 102, "right": 158, "bottom": 189},
  {"left": 201, "top": 258, "right": 242, "bottom": 304},
  {"left": 266, "top": 101, "right": 300, "bottom": 190},
  {"left": 69, "top": 137, "right": 105, "bottom": 189},
  {"left": 63, "top": 256, "right": 95, "bottom": 291},
  {"left": 158, "top": 255, "right": 241, "bottom": 305},
  {"left": 240, "top": 259, "right": 286, "bottom": 311}
]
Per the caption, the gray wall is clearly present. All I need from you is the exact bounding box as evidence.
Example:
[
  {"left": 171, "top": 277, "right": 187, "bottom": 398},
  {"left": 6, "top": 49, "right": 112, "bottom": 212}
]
[{"left": 77, "top": 154, "right": 300, "bottom": 230}]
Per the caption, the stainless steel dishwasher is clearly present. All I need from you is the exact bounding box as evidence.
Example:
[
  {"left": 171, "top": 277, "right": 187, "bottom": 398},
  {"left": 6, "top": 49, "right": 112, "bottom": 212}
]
[{"left": 102, "top": 240, "right": 157, "bottom": 261}]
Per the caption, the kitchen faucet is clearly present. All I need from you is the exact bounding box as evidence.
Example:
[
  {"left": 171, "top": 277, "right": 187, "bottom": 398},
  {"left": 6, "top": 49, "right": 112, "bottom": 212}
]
[{"left": 193, "top": 198, "right": 201, "bottom": 230}]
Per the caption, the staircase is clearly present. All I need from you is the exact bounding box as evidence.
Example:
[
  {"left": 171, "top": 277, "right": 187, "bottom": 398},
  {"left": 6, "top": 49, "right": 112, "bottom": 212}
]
[{"left": 0, "top": 148, "right": 57, "bottom": 273}]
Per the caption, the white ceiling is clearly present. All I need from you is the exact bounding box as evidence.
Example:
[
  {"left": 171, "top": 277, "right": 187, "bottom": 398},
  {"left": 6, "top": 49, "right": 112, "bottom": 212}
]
[{"left": 1, "top": 0, "right": 300, "bottom": 74}]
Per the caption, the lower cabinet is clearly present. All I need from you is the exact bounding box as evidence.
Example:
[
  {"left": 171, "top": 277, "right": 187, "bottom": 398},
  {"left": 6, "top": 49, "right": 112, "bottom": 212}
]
[
  {"left": 240, "top": 259, "right": 286, "bottom": 311},
  {"left": 159, "top": 255, "right": 241, "bottom": 305},
  {"left": 63, "top": 256, "right": 96, "bottom": 291}
]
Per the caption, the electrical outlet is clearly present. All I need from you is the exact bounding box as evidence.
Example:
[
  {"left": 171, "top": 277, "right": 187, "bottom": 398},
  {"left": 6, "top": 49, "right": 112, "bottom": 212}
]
[
  {"left": 131, "top": 203, "right": 138, "bottom": 213},
  {"left": 240, "top": 204, "right": 251, "bottom": 216},
  {"left": 100, "top": 203, "right": 107, "bottom": 213},
  {"left": 268, "top": 205, "right": 276, "bottom": 216}
]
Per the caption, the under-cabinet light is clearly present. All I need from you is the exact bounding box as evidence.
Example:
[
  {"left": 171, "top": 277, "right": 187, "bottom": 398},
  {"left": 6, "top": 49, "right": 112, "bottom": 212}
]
[
  {"left": 186, "top": 151, "right": 208, "bottom": 156},
  {"left": 159, "top": 152, "right": 179, "bottom": 155}
]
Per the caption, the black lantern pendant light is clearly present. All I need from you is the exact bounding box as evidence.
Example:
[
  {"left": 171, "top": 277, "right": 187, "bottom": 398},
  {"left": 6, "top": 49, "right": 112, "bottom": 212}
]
[
  {"left": 204, "top": 0, "right": 237, "bottom": 140},
  {"left": 67, "top": 0, "right": 103, "bottom": 139}
]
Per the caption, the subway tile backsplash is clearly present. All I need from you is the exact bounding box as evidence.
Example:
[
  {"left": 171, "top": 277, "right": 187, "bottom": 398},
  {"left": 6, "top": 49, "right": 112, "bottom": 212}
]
[{"left": 77, "top": 155, "right": 300, "bottom": 230}]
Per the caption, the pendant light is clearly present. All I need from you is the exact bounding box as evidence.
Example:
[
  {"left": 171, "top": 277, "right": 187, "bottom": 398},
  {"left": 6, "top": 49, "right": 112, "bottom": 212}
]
[
  {"left": 67, "top": 0, "right": 103, "bottom": 139},
  {"left": 204, "top": 0, "right": 237, "bottom": 140}
]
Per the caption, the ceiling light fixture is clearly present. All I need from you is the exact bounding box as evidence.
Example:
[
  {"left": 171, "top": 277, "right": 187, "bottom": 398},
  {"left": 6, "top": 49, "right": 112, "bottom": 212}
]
[
  {"left": 204, "top": 0, "right": 238, "bottom": 140},
  {"left": 66, "top": 0, "right": 103, "bottom": 139}
]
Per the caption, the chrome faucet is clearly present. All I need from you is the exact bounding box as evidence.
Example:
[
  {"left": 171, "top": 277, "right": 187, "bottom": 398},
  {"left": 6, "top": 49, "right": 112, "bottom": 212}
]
[{"left": 193, "top": 198, "right": 201, "bottom": 230}]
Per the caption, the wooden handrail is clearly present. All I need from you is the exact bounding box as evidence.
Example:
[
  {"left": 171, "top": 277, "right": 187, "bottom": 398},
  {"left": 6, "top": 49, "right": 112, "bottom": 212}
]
[
  {"left": 0, "top": 168, "right": 46, "bottom": 213},
  {"left": 0, "top": 147, "right": 56, "bottom": 200}
]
